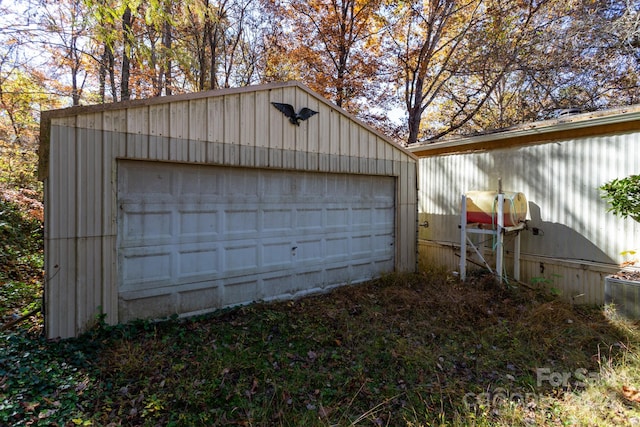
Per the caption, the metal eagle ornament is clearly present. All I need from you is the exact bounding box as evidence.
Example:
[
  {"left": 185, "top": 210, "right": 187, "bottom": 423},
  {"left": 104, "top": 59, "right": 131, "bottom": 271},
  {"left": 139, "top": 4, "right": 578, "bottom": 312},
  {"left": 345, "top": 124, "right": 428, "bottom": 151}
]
[{"left": 271, "top": 102, "right": 318, "bottom": 126}]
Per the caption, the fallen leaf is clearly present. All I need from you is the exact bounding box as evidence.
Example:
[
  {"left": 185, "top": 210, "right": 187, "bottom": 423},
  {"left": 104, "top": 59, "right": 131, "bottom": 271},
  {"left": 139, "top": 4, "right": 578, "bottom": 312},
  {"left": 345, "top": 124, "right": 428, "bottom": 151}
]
[
  {"left": 21, "top": 401, "right": 40, "bottom": 412},
  {"left": 622, "top": 385, "right": 640, "bottom": 403}
]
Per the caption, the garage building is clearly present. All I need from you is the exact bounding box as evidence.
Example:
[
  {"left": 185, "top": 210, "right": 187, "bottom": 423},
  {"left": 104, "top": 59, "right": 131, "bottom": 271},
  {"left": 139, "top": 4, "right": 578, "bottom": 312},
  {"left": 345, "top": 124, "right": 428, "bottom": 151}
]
[{"left": 38, "top": 82, "right": 418, "bottom": 339}]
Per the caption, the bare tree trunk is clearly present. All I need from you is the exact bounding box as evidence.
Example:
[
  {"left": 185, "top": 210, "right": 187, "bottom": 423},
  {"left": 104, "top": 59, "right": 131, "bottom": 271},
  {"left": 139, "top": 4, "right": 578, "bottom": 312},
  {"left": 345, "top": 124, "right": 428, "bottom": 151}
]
[
  {"left": 121, "top": 6, "right": 132, "bottom": 101},
  {"left": 108, "top": 48, "right": 117, "bottom": 102},
  {"left": 406, "top": 78, "right": 424, "bottom": 145},
  {"left": 163, "top": 20, "right": 172, "bottom": 96},
  {"left": 99, "top": 46, "right": 107, "bottom": 103}
]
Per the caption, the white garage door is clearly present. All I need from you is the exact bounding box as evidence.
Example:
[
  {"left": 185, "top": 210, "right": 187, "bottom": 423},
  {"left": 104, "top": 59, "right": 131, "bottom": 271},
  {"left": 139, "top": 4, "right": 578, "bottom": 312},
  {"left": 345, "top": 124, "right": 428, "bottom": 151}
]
[{"left": 117, "top": 160, "right": 395, "bottom": 319}]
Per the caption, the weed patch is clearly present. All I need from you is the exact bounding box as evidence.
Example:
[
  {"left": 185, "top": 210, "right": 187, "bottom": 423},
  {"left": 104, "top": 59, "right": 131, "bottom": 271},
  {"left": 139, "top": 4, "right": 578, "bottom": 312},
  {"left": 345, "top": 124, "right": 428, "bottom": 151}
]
[{"left": 1, "top": 270, "right": 639, "bottom": 425}]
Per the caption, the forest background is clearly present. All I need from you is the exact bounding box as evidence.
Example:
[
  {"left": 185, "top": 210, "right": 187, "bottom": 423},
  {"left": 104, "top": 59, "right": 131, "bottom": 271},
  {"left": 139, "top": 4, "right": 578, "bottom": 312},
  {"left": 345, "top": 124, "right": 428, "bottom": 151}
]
[{"left": 0, "top": 0, "right": 639, "bottom": 193}]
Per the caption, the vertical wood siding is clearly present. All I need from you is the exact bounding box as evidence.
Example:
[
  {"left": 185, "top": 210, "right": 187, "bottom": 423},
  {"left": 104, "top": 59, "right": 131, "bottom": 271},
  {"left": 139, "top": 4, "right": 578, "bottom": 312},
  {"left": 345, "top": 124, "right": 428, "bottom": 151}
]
[
  {"left": 417, "top": 131, "right": 640, "bottom": 304},
  {"left": 42, "top": 83, "right": 417, "bottom": 338}
]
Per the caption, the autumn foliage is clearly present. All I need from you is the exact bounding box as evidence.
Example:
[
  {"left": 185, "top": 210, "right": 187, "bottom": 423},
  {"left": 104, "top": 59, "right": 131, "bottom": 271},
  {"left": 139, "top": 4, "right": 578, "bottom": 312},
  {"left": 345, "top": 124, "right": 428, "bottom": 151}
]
[{"left": 2, "top": 0, "right": 638, "bottom": 146}]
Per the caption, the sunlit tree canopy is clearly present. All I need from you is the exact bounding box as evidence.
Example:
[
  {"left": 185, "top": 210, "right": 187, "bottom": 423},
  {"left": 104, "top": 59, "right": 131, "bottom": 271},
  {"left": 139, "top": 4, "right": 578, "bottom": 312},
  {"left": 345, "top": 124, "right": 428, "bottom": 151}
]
[{"left": 1, "top": 0, "right": 638, "bottom": 149}]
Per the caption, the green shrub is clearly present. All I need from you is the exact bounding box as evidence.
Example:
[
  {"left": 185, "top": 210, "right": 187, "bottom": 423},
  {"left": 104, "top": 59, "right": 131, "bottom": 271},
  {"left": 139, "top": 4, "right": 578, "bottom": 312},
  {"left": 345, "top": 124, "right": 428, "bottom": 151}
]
[
  {"left": 0, "top": 194, "right": 43, "bottom": 282},
  {"left": 0, "top": 190, "right": 43, "bottom": 326},
  {"left": 600, "top": 174, "right": 640, "bottom": 222}
]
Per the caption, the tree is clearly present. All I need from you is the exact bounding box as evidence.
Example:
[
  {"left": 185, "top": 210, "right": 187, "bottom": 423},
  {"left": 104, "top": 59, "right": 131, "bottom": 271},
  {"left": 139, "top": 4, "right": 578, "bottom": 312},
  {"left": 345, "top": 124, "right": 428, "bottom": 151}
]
[
  {"left": 36, "top": 0, "right": 93, "bottom": 106},
  {"left": 570, "top": 0, "right": 640, "bottom": 107},
  {"left": 386, "top": 0, "right": 577, "bottom": 144},
  {"left": 264, "top": 0, "right": 386, "bottom": 113},
  {"left": 179, "top": 0, "right": 263, "bottom": 91},
  {"left": 0, "top": 1, "right": 64, "bottom": 188},
  {"left": 446, "top": 0, "right": 577, "bottom": 132}
]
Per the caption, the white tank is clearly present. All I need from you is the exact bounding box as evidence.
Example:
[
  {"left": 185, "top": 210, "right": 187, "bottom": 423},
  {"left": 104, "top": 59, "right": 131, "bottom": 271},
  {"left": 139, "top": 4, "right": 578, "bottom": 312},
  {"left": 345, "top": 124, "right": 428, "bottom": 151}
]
[{"left": 465, "top": 191, "right": 527, "bottom": 226}]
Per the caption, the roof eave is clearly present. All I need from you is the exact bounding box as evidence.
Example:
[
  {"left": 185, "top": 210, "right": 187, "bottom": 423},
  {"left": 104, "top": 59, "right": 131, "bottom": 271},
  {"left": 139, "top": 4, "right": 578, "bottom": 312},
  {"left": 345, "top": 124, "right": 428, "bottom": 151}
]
[{"left": 408, "top": 106, "right": 640, "bottom": 157}]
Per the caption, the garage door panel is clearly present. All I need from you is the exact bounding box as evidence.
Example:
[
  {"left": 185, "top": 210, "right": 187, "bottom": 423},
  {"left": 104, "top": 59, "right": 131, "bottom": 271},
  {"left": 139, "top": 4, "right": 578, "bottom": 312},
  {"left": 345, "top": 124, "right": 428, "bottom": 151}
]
[
  {"left": 374, "top": 207, "right": 394, "bottom": 225},
  {"left": 178, "top": 209, "right": 219, "bottom": 237},
  {"left": 352, "top": 208, "right": 372, "bottom": 226},
  {"left": 296, "top": 209, "right": 323, "bottom": 230},
  {"left": 373, "top": 234, "right": 394, "bottom": 255},
  {"left": 263, "top": 208, "right": 294, "bottom": 232},
  {"left": 222, "top": 278, "right": 258, "bottom": 306},
  {"left": 120, "top": 249, "right": 172, "bottom": 291},
  {"left": 177, "top": 244, "right": 219, "bottom": 278},
  {"left": 179, "top": 169, "right": 222, "bottom": 196},
  {"left": 325, "top": 265, "right": 350, "bottom": 284},
  {"left": 225, "top": 172, "right": 259, "bottom": 196},
  {"left": 117, "top": 161, "right": 396, "bottom": 322},
  {"left": 325, "top": 237, "right": 350, "bottom": 260},
  {"left": 296, "top": 238, "right": 324, "bottom": 263},
  {"left": 123, "top": 166, "right": 174, "bottom": 196},
  {"left": 179, "top": 286, "right": 222, "bottom": 314},
  {"left": 224, "top": 209, "right": 259, "bottom": 235},
  {"left": 121, "top": 209, "right": 173, "bottom": 243},
  {"left": 223, "top": 244, "right": 259, "bottom": 273},
  {"left": 326, "top": 208, "right": 349, "bottom": 230},
  {"left": 352, "top": 235, "right": 373, "bottom": 257},
  {"left": 263, "top": 171, "right": 295, "bottom": 197},
  {"left": 262, "top": 274, "right": 295, "bottom": 297},
  {"left": 262, "top": 240, "right": 294, "bottom": 268}
]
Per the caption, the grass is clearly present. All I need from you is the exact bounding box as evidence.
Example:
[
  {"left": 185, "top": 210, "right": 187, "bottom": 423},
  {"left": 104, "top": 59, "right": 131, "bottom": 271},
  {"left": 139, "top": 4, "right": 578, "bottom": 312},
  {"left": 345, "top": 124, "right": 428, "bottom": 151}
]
[{"left": 2, "top": 268, "right": 640, "bottom": 426}]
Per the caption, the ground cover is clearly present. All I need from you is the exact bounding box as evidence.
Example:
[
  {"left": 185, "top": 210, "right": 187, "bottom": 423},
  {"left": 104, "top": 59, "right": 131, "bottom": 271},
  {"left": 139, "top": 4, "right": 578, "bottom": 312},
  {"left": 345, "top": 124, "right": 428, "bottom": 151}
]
[{"left": 2, "top": 267, "right": 640, "bottom": 426}]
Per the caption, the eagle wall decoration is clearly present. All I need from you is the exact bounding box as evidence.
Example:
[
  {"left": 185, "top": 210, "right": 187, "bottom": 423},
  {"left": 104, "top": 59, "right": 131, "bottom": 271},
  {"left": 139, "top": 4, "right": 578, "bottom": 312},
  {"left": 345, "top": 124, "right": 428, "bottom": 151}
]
[{"left": 271, "top": 102, "right": 318, "bottom": 126}]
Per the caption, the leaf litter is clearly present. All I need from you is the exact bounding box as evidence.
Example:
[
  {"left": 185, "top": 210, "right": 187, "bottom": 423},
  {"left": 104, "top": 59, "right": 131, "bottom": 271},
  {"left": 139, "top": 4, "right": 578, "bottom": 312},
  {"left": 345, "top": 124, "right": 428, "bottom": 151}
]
[{"left": 1, "top": 269, "right": 639, "bottom": 426}]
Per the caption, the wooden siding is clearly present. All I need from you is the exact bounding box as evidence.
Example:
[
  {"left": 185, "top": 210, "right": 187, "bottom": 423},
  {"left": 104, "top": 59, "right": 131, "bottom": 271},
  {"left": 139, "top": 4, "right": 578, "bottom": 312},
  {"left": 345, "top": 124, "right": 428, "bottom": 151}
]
[
  {"left": 40, "top": 82, "right": 418, "bottom": 338},
  {"left": 415, "top": 126, "right": 640, "bottom": 305}
]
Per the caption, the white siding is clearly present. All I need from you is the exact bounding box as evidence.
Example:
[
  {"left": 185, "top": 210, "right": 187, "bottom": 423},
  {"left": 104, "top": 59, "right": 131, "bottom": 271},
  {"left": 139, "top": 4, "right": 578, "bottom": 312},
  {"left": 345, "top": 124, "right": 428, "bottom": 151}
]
[{"left": 417, "top": 130, "right": 640, "bottom": 303}]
